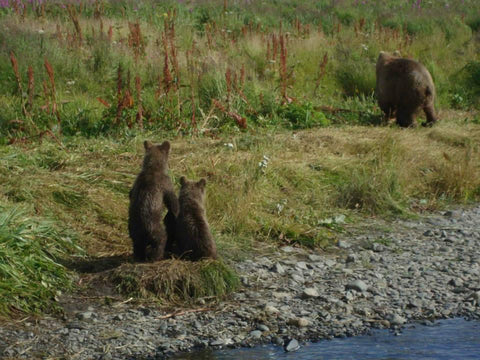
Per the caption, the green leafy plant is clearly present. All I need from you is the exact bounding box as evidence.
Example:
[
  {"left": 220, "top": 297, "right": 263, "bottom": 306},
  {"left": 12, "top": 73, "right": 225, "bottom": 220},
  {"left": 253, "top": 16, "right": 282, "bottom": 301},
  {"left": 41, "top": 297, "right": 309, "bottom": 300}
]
[{"left": 279, "top": 101, "right": 329, "bottom": 129}]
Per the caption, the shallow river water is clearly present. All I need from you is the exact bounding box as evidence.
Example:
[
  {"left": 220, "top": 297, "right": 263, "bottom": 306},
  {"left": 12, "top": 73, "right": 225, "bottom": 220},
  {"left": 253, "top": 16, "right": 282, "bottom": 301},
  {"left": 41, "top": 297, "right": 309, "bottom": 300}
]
[{"left": 173, "top": 318, "right": 480, "bottom": 360}]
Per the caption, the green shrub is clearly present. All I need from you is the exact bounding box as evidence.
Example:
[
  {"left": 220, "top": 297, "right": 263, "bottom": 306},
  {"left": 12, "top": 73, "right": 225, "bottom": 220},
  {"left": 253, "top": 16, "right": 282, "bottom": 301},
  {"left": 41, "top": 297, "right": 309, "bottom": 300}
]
[
  {"left": 198, "top": 73, "right": 224, "bottom": 109},
  {"left": 466, "top": 16, "right": 480, "bottom": 32},
  {"left": 278, "top": 102, "right": 329, "bottom": 129},
  {"left": 381, "top": 18, "right": 402, "bottom": 31},
  {"left": 405, "top": 18, "right": 434, "bottom": 36},
  {"left": 61, "top": 103, "right": 108, "bottom": 137},
  {"left": 336, "top": 10, "right": 356, "bottom": 26},
  {"left": 450, "top": 61, "right": 480, "bottom": 109}
]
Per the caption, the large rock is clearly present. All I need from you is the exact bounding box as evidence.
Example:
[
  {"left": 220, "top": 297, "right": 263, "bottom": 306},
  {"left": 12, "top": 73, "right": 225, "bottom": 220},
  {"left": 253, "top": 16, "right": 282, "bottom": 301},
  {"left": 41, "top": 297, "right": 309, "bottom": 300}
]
[
  {"left": 288, "top": 318, "right": 309, "bottom": 327},
  {"left": 284, "top": 338, "right": 300, "bottom": 352},
  {"left": 346, "top": 280, "right": 369, "bottom": 292},
  {"left": 302, "top": 288, "right": 320, "bottom": 298}
]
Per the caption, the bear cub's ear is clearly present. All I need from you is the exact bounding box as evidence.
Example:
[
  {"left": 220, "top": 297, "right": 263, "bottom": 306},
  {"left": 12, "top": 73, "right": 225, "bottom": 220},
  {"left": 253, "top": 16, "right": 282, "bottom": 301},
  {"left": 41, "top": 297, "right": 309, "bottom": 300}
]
[
  {"left": 180, "top": 176, "right": 187, "bottom": 186},
  {"left": 144, "top": 140, "right": 153, "bottom": 150},
  {"left": 198, "top": 178, "right": 207, "bottom": 189},
  {"left": 158, "top": 141, "right": 171, "bottom": 153}
]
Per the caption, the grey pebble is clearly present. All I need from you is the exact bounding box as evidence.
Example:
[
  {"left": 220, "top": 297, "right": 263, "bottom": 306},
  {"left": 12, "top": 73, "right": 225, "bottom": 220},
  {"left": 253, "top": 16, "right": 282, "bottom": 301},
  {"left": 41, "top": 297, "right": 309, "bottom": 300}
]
[
  {"left": 272, "top": 263, "right": 285, "bottom": 274},
  {"left": 302, "top": 287, "right": 320, "bottom": 298},
  {"left": 337, "top": 240, "right": 350, "bottom": 249},
  {"left": 346, "top": 280, "right": 369, "bottom": 292},
  {"left": 76, "top": 312, "right": 94, "bottom": 321},
  {"left": 249, "top": 330, "right": 262, "bottom": 339},
  {"left": 284, "top": 338, "right": 300, "bottom": 352},
  {"left": 389, "top": 314, "right": 406, "bottom": 326},
  {"left": 257, "top": 324, "right": 270, "bottom": 332}
]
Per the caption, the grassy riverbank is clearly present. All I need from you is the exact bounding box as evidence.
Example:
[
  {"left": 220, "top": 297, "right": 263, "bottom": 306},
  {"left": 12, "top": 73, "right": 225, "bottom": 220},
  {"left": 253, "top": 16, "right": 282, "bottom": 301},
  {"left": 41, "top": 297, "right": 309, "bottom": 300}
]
[
  {"left": 1, "top": 118, "right": 480, "bottom": 316},
  {"left": 0, "top": 0, "right": 480, "bottom": 317}
]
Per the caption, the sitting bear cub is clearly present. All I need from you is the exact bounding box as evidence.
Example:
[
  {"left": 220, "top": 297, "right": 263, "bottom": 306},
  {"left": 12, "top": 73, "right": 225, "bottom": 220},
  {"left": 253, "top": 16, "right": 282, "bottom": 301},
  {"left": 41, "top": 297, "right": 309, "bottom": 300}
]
[{"left": 173, "top": 177, "right": 217, "bottom": 261}]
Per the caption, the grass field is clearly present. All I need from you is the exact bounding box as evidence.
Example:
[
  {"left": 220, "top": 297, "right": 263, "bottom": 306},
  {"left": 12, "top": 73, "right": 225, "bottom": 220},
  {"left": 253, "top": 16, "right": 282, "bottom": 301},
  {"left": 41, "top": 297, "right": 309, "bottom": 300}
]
[{"left": 0, "top": 0, "right": 479, "bottom": 317}]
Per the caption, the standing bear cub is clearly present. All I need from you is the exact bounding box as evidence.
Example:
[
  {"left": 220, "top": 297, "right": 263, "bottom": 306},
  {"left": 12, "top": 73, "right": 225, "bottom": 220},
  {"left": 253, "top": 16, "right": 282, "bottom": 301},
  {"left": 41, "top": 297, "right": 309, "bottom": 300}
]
[
  {"left": 173, "top": 177, "right": 217, "bottom": 261},
  {"left": 128, "top": 140, "right": 179, "bottom": 262},
  {"left": 376, "top": 51, "right": 438, "bottom": 127}
]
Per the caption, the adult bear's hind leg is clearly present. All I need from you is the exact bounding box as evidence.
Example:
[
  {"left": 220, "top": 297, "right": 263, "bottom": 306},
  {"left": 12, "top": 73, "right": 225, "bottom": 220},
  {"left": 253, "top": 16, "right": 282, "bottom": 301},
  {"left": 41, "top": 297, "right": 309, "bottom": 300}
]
[
  {"left": 396, "top": 108, "right": 415, "bottom": 128},
  {"left": 422, "top": 104, "right": 437, "bottom": 127}
]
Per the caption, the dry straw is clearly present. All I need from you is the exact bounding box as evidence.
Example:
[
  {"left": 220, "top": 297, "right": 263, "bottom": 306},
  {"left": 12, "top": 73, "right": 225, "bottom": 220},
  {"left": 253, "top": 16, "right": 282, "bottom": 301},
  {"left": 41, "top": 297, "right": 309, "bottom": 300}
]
[
  {"left": 104, "top": 259, "right": 239, "bottom": 303},
  {"left": 67, "top": 4, "right": 83, "bottom": 44},
  {"left": 9, "top": 52, "right": 23, "bottom": 95}
]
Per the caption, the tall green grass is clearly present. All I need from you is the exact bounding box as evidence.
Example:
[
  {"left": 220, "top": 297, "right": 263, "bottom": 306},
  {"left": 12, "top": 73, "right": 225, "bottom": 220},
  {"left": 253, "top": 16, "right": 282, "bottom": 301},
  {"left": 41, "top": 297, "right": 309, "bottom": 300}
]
[
  {"left": 0, "top": 205, "right": 82, "bottom": 316},
  {"left": 0, "top": 0, "right": 478, "bottom": 138}
]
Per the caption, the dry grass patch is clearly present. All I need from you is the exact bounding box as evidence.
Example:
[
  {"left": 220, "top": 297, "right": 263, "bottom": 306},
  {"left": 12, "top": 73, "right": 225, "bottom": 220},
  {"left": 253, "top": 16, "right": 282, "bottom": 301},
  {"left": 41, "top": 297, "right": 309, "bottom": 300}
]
[
  {"left": 105, "top": 259, "right": 239, "bottom": 303},
  {"left": 2, "top": 122, "right": 479, "bottom": 258}
]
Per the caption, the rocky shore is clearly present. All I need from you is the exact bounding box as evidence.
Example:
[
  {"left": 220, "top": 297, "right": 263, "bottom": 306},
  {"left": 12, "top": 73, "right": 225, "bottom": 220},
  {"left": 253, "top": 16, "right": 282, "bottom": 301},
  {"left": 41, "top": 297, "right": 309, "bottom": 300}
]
[{"left": 1, "top": 206, "right": 480, "bottom": 359}]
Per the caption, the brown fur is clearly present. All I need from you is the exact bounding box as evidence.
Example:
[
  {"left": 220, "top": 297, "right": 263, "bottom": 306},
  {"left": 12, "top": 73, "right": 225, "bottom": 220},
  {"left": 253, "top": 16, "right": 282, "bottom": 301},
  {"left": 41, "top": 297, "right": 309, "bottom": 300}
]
[
  {"left": 163, "top": 209, "right": 177, "bottom": 257},
  {"left": 376, "top": 51, "right": 438, "bottom": 127},
  {"left": 128, "top": 140, "right": 179, "bottom": 262},
  {"left": 174, "top": 177, "right": 217, "bottom": 261}
]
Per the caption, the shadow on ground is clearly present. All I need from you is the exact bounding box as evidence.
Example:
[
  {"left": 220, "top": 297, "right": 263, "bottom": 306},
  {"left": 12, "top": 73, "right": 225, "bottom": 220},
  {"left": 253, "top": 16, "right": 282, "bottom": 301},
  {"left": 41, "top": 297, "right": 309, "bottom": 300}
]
[{"left": 61, "top": 254, "right": 132, "bottom": 274}]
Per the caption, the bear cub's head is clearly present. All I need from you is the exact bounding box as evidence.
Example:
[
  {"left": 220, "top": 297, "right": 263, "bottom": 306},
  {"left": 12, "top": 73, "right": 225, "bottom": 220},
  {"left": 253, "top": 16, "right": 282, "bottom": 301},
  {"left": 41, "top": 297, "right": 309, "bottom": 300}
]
[
  {"left": 142, "top": 140, "right": 170, "bottom": 172},
  {"left": 179, "top": 176, "right": 207, "bottom": 204}
]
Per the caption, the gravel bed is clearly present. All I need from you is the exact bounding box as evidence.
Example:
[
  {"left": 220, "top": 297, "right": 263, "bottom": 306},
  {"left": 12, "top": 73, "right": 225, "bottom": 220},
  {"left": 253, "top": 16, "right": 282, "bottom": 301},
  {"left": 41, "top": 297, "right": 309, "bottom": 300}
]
[{"left": 1, "top": 206, "right": 480, "bottom": 359}]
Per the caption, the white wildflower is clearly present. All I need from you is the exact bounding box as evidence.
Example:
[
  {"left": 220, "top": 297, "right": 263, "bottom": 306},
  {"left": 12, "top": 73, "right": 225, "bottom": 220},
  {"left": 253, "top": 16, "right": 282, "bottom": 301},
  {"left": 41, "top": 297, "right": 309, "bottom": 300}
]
[
  {"left": 276, "top": 199, "right": 287, "bottom": 214},
  {"left": 258, "top": 155, "right": 270, "bottom": 172}
]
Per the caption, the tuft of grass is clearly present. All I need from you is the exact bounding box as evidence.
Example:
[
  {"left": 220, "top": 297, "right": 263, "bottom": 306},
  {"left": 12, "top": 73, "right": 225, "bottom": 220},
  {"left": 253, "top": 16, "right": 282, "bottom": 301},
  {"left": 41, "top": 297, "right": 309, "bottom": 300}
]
[
  {"left": 426, "top": 147, "right": 479, "bottom": 202},
  {"left": 0, "top": 205, "right": 81, "bottom": 316},
  {"left": 428, "top": 129, "right": 473, "bottom": 148},
  {"left": 257, "top": 219, "right": 335, "bottom": 248},
  {"left": 335, "top": 137, "right": 408, "bottom": 215},
  {"left": 336, "top": 60, "right": 376, "bottom": 98},
  {"left": 335, "top": 165, "right": 406, "bottom": 215},
  {"left": 108, "top": 259, "right": 239, "bottom": 302}
]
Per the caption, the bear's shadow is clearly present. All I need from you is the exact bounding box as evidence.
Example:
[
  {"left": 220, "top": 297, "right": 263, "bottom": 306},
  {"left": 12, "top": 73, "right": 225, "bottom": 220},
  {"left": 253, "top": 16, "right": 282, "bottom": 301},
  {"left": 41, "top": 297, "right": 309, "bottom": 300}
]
[{"left": 61, "top": 254, "right": 132, "bottom": 274}]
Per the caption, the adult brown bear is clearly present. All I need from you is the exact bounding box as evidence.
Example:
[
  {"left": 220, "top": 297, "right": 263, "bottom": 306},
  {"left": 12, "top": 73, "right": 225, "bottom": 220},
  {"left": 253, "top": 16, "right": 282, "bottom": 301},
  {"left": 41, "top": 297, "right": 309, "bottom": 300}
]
[
  {"left": 376, "top": 51, "right": 438, "bottom": 127},
  {"left": 128, "top": 140, "right": 179, "bottom": 261}
]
